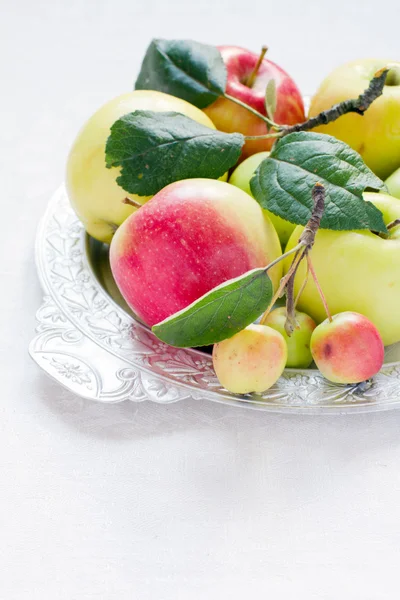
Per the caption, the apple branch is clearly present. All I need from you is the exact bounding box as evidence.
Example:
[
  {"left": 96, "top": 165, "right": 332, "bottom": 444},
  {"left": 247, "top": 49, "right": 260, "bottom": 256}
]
[
  {"left": 298, "top": 183, "right": 325, "bottom": 248},
  {"left": 281, "top": 68, "right": 389, "bottom": 136},
  {"left": 259, "top": 183, "right": 327, "bottom": 332},
  {"left": 284, "top": 274, "right": 297, "bottom": 335},
  {"left": 237, "top": 68, "right": 389, "bottom": 142}
]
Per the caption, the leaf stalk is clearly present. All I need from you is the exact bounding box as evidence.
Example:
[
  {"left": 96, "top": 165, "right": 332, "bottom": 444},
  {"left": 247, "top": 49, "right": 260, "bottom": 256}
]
[{"left": 223, "top": 93, "right": 278, "bottom": 129}]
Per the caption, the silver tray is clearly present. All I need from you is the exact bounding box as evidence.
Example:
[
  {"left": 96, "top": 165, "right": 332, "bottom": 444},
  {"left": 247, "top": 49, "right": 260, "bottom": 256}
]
[{"left": 29, "top": 185, "right": 400, "bottom": 413}]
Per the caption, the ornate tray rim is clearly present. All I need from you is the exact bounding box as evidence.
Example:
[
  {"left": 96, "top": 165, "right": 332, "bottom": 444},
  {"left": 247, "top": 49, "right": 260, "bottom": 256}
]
[{"left": 29, "top": 185, "right": 400, "bottom": 414}]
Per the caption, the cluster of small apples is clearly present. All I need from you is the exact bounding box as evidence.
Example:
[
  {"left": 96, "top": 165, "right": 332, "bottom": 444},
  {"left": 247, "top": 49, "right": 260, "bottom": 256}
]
[
  {"left": 66, "top": 43, "right": 400, "bottom": 397},
  {"left": 213, "top": 311, "right": 385, "bottom": 394}
]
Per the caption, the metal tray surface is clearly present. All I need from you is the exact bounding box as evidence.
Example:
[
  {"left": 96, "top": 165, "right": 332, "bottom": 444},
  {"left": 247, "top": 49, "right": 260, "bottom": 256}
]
[{"left": 29, "top": 186, "right": 400, "bottom": 413}]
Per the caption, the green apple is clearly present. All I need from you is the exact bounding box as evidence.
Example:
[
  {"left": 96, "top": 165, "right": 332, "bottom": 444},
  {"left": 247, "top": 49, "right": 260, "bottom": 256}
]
[
  {"left": 283, "top": 192, "right": 400, "bottom": 346},
  {"left": 386, "top": 166, "right": 400, "bottom": 200},
  {"left": 264, "top": 307, "right": 316, "bottom": 368},
  {"left": 309, "top": 60, "right": 400, "bottom": 179},
  {"left": 229, "top": 152, "right": 296, "bottom": 246},
  {"left": 66, "top": 90, "right": 220, "bottom": 244}
]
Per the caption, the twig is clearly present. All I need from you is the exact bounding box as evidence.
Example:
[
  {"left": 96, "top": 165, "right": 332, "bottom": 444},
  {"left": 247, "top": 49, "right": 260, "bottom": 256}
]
[
  {"left": 284, "top": 275, "right": 297, "bottom": 335},
  {"left": 226, "top": 68, "right": 389, "bottom": 144},
  {"left": 281, "top": 68, "right": 389, "bottom": 136},
  {"left": 299, "top": 183, "right": 325, "bottom": 249},
  {"left": 261, "top": 183, "right": 327, "bottom": 332}
]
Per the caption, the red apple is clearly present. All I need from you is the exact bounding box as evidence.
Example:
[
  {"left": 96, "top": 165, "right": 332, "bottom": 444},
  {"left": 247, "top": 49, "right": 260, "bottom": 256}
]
[
  {"left": 203, "top": 46, "right": 305, "bottom": 160},
  {"left": 310, "top": 312, "right": 384, "bottom": 384},
  {"left": 110, "top": 179, "right": 282, "bottom": 327}
]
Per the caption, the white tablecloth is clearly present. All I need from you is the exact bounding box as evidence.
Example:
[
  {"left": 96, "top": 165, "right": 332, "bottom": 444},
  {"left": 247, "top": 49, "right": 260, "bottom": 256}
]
[{"left": 2, "top": 1, "right": 400, "bottom": 597}]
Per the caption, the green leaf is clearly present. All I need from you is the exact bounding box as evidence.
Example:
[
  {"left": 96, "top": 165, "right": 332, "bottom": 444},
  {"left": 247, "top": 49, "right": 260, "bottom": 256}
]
[
  {"left": 105, "top": 111, "right": 244, "bottom": 196},
  {"left": 250, "top": 131, "right": 387, "bottom": 233},
  {"left": 152, "top": 268, "right": 273, "bottom": 348},
  {"left": 135, "top": 39, "right": 226, "bottom": 109},
  {"left": 265, "top": 79, "right": 277, "bottom": 121}
]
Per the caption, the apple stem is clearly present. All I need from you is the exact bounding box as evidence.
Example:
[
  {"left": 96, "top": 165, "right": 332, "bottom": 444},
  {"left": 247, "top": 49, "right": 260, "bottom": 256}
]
[
  {"left": 223, "top": 93, "right": 278, "bottom": 129},
  {"left": 260, "top": 247, "right": 306, "bottom": 325},
  {"left": 122, "top": 197, "right": 143, "bottom": 208},
  {"left": 307, "top": 254, "right": 332, "bottom": 322},
  {"left": 387, "top": 218, "right": 400, "bottom": 231},
  {"left": 264, "top": 242, "right": 305, "bottom": 273},
  {"left": 259, "top": 242, "right": 305, "bottom": 326},
  {"left": 245, "top": 45, "right": 268, "bottom": 89},
  {"left": 294, "top": 259, "right": 310, "bottom": 309}
]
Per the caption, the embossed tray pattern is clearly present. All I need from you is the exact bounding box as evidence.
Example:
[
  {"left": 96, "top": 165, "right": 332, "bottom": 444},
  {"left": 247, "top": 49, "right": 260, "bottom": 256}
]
[{"left": 29, "top": 186, "right": 400, "bottom": 413}]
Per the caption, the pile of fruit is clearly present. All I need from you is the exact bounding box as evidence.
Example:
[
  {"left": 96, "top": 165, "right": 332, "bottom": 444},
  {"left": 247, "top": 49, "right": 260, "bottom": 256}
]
[{"left": 66, "top": 39, "right": 400, "bottom": 395}]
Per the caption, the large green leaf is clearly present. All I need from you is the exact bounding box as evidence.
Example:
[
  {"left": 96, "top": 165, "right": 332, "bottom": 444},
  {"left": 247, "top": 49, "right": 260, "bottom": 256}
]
[
  {"left": 250, "top": 131, "right": 387, "bottom": 232},
  {"left": 135, "top": 39, "right": 226, "bottom": 109},
  {"left": 152, "top": 268, "right": 273, "bottom": 348},
  {"left": 105, "top": 110, "right": 244, "bottom": 196}
]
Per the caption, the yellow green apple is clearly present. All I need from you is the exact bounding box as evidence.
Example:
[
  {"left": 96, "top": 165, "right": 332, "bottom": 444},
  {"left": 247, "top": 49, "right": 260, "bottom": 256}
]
[
  {"left": 212, "top": 324, "right": 287, "bottom": 393},
  {"left": 386, "top": 166, "right": 400, "bottom": 199},
  {"left": 264, "top": 307, "right": 316, "bottom": 368},
  {"left": 66, "top": 90, "right": 220, "bottom": 244},
  {"left": 229, "top": 151, "right": 296, "bottom": 246},
  {"left": 283, "top": 192, "right": 400, "bottom": 346},
  {"left": 309, "top": 60, "right": 400, "bottom": 179}
]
